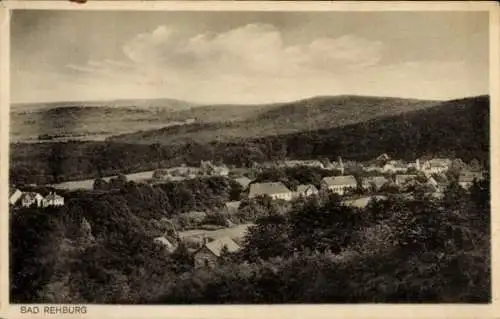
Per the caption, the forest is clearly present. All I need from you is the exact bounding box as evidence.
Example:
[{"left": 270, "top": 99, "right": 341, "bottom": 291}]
[{"left": 10, "top": 171, "right": 490, "bottom": 303}]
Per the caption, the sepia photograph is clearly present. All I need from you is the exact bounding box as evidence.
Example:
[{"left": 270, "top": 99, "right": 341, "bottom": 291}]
[{"left": 3, "top": 1, "right": 495, "bottom": 312}]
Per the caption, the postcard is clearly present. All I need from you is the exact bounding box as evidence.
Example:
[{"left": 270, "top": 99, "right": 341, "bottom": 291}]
[{"left": 0, "top": 1, "right": 498, "bottom": 318}]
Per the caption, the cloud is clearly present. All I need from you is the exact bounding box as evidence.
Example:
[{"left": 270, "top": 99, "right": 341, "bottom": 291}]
[
  {"left": 121, "top": 23, "right": 383, "bottom": 77},
  {"left": 54, "top": 23, "right": 385, "bottom": 103},
  {"left": 13, "top": 22, "right": 485, "bottom": 104}
]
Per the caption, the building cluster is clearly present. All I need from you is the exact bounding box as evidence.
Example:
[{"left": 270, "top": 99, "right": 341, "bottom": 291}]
[
  {"left": 178, "top": 155, "right": 485, "bottom": 269},
  {"left": 9, "top": 189, "right": 65, "bottom": 208},
  {"left": 229, "top": 154, "right": 485, "bottom": 204}
]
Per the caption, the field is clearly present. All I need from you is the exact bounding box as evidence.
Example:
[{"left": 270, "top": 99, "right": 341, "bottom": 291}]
[
  {"left": 178, "top": 223, "right": 254, "bottom": 242},
  {"left": 52, "top": 170, "right": 157, "bottom": 190}
]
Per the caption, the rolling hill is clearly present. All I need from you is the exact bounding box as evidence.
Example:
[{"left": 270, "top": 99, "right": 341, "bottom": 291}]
[
  {"left": 247, "top": 95, "right": 489, "bottom": 163},
  {"left": 109, "top": 95, "right": 441, "bottom": 144},
  {"left": 11, "top": 95, "right": 439, "bottom": 144},
  {"left": 10, "top": 98, "right": 196, "bottom": 143}
]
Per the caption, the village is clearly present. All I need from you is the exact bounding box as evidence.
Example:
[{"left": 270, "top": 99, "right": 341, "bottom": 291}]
[{"left": 9, "top": 153, "right": 485, "bottom": 269}]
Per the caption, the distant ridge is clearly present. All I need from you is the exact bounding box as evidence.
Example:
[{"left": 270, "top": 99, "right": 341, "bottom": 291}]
[
  {"left": 109, "top": 95, "right": 442, "bottom": 144},
  {"left": 10, "top": 94, "right": 485, "bottom": 145},
  {"left": 11, "top": 97, "right": 196, "bottom": 113}
]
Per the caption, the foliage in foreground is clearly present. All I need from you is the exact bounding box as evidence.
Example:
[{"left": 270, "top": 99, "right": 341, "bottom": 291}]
[{"left": 10, "top": 175, "right": 490, "bottom": 303}]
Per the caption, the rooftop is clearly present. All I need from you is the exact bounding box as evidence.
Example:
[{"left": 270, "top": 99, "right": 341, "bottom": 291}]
[
  {"left": 44, "top": 192, "right": 64, "bottom": 201},
  {"left": 204, "top": 236, "right": 241, "bottom": 257},
  {"left": 364, "top": 176, "right": 389, "bottom": 187},
  {"left": 234, "top": 176, "right": 252, "bottom": 188},
  {"left": 249, "top": 182, "right": 291, "bottom": 197},
  {"left": 459, "top": 172, "right": 483, "bottom": 183},
  {"left": 322, "top": 175, "right": 357, "bottom": 186},
  {"left": 296, "top": 184, "right": 318, "bottom": 193}
]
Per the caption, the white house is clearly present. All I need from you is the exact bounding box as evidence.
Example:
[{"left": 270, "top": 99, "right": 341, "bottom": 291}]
[
  {"left": 420, "top": 158, "right": 451, "bottom": 174},
  {"left": 154, "top": 236, "right": 178, "bottom": 253},
  {"left": 42, "top": 192, "right": 65, "bottom": 207},
  {"left": 248, "top": 182, "right": 293, "bottom": 201},
  {"left": 214, "top": 165, "right": 229, "bottom": 177},
  {"left": 20, "top": 192, "right": 44, "bottom": 208},
  {"left": 290, "top": 160, "right": 325, "bottom": 169},
  {"left": 295, "top": 184, "right": 319, "bottom": 198},
  {"left": 321, "top": 175, "right": 357, "bottom": 195},
  {"left": 9, "top": 188, "right": 23, "bottom": 205},
  {"left": 383, "top": 161, "right": 408, "bottom": 173}
]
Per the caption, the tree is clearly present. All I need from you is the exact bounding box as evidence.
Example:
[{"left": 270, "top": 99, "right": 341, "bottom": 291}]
[
  {"left": 93, "top": 178, "right": 109, "bottom": 191},
  {"left": 170, "top": 242, "right": 193, "bottom": 274},
  {"left": 242, "top": 213, "right": 292, "bottom": 261},
  {"left": 442, "top": 180, "right": 468, "bottom": 210},
  {"left": 288, "top": 196, "right": 361, "bottom": 254}
]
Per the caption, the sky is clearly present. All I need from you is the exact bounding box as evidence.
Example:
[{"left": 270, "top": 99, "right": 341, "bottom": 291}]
[{"left": 11, "top": 10, "right": 489, "bottom": 104}]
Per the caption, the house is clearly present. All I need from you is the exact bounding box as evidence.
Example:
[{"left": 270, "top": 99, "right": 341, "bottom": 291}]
[
  {"left": 376, "top": 153, "right": 390, "bottom": 162},
  {"left": 362, "top": 176, "right": 389, "bottom": 191},
  {"left": 458, "top": 171, "right": 483, "bottom": 189},
  {"left": 295, "top": 184, "right": 319, "bottom": 198},
  {"left": 320, "top": 159, "right": 334, "bottom": 170},
  {"left": 248, "top": 182, "right": 293, "bottom": 201},
  {"left": 363, "top": 164, "right": 384, "bottom": 173},
  {"left": 20, "top": 192, "right": 44, "bottom": 207},
  {"left": 224, "top": 201, "right": 241, "bottom": 215},
  {"left": 297, "top": 160, "right": 325, "bottom": 169},
  {"left": 321, "top": 175, "right": 357, "bottom": 195},
  {"left": 169, "top": 166, "right": 200, "bottom": 178},
  {"left": 213, "top": 164, "right": 229, "bottom": 176},
  {"left": 194, "top": 236, "right": 241, "bottom": 269},
  {"left": 42, "top": 192, "right": 65, "bottom": 207},
  {"left": 366, "top": 153, "right": 390, "bottom": 168},
  {"left": 420, "top": 158, "right": 451, "bottom": 174},
  {"left": 383, "top": 161, "right": 408, "bottom": 173},
  {"left": 9, "top": 188, "right": 23, "bottom": 205},
  {"left": 233, "top": 176, "right": 252, "bottom": 189},
  {"left": 154, "top": 236, "right": 177, "bottom": 253},
  {"left": 394, "top": 174, "right": 417, "bottom": 186}
]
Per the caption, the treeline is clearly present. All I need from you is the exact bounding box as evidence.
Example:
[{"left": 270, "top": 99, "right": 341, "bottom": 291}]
[
  {"left": 10, "top": 172, "right": 490, "bottom": 303},
  {"left": 10, "top": 95, "right": 489, "bottom": 185}
]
